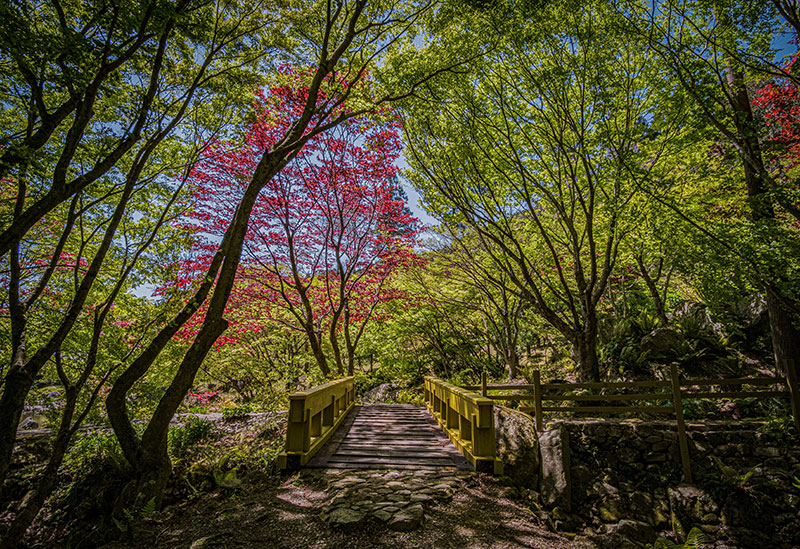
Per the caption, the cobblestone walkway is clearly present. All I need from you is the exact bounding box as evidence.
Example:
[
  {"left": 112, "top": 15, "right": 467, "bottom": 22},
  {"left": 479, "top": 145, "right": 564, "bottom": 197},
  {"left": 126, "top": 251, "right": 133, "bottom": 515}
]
[{"left": 318, "top": 468, "right": 468, "bottom": 531}]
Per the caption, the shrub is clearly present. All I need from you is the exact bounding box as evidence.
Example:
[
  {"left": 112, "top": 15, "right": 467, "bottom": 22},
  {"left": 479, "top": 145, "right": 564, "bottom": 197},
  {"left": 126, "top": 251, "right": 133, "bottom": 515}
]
[{"left": 169, "top": 416, "right": 215, "bottom": 454}]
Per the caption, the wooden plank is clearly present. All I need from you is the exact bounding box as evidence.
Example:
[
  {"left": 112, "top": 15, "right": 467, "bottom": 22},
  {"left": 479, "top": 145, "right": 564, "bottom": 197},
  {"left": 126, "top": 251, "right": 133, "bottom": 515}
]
[
  {"left": 326, "top": 456, "right": 456, "bottom": 466},
  {"left": 671, "top": 364, "right": 692, "bottom": 483},
  {"left": 543, "top": 393, "right": 671, "bottom": 402},
  {"left": 337, "top": 445, "right": 450, "bottom": 453},
  {"left": 339, "top": 435, "right": 446, "bottom": 442},
  {"left": 533, "top": 370, "right": 543, "bottom": 433},
  {"left": 681, "top": 377, "right": 785, "bottom": 387},
  {"left": 529, "top": 406, "right": 674, "bottom": 413},
  {"left": 682, "top": 390, "right": 790, "bottom": 399},
  {"left": 324, "top": 463, "right": 459, "bottom": 470},
  {"left": 491, "top": 393, "right": 671, "bottom": 402},
  {"left": 338, "top": 444, "right": 451, "bottom": 451},
  {"left": 541, "top": 379, "right": 670, "bottom": 390},
  {"left": 345, "top": 429, "right": 438, "bottom": 434},
  {"left": 462, "top": 384, "right": 535, "bottom": 391},
  {"left": 335, "top": 449, "right": 457, "bottom": 459},
  {"left": 786, "top": 358, "right": 800, "bottom": 432}
]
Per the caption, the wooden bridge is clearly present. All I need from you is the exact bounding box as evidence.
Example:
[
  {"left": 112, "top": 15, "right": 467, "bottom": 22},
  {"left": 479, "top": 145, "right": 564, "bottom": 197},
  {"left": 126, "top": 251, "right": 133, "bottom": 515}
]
[
  {"left": 277, "top": 376, "right": 502, "bottom": 473},
  {"left": 278, "top": 368, "right": 797, "bottom": 481}
]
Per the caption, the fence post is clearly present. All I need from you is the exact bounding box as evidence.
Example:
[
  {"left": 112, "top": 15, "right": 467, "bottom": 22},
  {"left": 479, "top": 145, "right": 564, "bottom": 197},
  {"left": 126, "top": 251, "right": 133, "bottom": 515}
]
[
  {"left": 670, "top": 363, "right": 692, "bottom": 483},
  {"left": 533, "top": 369, "right": 543, "bottom": 433},
  {"left": 786, "top": 358, "right": 800, "bottom": 433},
  {"left": 481, "top": 371, "right": 487, "bottom": 397}
]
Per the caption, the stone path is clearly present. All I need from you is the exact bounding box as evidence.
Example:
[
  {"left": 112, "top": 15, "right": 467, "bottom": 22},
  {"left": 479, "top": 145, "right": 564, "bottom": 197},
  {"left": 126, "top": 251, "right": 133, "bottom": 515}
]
[{"left": 318, "top": 468, "right": 467, "bottom": 531}]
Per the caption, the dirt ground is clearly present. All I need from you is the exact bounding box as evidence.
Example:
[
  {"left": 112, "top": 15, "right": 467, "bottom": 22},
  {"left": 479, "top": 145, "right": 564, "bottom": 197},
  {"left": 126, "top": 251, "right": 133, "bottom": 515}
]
[{"left": 101, "top": 470, "right": 570, "bottom": 549}]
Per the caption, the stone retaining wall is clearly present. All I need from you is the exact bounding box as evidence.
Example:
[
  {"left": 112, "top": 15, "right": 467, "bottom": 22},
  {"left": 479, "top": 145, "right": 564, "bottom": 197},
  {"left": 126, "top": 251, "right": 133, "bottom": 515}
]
[{"left": 537, "top": 418, "right": 800, "bottom": 548}]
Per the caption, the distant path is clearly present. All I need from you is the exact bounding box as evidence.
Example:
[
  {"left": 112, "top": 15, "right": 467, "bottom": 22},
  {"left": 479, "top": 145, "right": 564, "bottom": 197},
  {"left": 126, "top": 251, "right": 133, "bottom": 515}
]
[{"left": 307, "top": 404, "right": 471, "bottom": 470}]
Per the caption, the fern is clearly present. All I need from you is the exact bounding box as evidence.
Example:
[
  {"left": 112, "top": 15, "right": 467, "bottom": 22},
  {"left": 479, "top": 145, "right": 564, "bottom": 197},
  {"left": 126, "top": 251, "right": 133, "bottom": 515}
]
[
  {"left": 214, "top": 468, "right": 242, "bottom": 489},
  {"left": 650, "top": 527, "right": 707, "bottom": 549},
  {"left": 652, "top": 538, "right": 678, "bottom": 548},
  {"left": 683, "top": 527, "right": 706, "bottom": 548},
  {"left": 186, "top": 477, "right": 203, "bottom": 497},
  {"left": 140, "top": 497, "right": 157, "bottom": 519}
]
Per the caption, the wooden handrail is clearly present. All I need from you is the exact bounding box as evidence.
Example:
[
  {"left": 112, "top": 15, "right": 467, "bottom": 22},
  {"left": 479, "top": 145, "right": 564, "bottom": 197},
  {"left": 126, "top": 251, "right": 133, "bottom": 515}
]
[
  {"left": 424, "top": 376, "right": 502, "bottom": 474},
  {"left": 278, "top": 376, "right": 355, "bottom": 470}
]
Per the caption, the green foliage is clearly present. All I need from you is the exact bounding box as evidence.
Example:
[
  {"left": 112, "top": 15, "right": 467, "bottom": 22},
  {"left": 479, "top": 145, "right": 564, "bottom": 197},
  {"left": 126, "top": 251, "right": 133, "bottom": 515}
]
[
  {"left": 221, "top": 403, "right": 255, "bottom": 421},
  {"left": 168, "top": 417, "right": 215, "bottom": 454},
  {"left": 64, "top": 429, "right": 128, "bottom": 473},
  {"left": 650, "top": 527, "right": 706, "bottom": 549},
  {"left": 396, "top": 388, "right": 424, "bottom": 406},
  {"left": 213, "top": 467, "right": 242, "bottom": 490}
]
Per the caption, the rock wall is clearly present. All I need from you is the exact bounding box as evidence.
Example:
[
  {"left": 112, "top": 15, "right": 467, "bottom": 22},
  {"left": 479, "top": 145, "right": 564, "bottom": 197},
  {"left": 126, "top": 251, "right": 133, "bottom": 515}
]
[
  {"left": 537, "top": 418, "right": 800, "bottom": 548},
  {"left": 493, "top": 406, "right": 539, "bottom": 490}
]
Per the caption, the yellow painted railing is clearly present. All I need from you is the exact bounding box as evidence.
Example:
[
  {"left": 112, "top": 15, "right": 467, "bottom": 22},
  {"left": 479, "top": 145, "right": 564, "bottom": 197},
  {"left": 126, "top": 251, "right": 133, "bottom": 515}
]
[
  {"left": 278, "top": 376, "right": 355, "bottom": 470},
  {"left": 424, "top": 376, "right": 502, "bottom": 474}
]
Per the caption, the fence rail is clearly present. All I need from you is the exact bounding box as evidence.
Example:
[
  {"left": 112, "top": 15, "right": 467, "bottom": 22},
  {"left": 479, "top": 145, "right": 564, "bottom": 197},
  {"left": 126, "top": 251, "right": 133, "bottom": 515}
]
[
  {"left": 463, "top": 364, "right": 797, "bottom": 482},
  {"left": 424, "top": 376, "right": 503, "bottom": 474},
  {"left": 278, "top": 376, "right": 355, "bottom": 470}
]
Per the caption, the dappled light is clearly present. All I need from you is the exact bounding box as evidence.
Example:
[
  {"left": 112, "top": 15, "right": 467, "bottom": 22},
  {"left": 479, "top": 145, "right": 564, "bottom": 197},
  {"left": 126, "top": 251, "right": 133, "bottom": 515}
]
[{"left": 1, "top": 0, "right": 799, "bottom": 547}]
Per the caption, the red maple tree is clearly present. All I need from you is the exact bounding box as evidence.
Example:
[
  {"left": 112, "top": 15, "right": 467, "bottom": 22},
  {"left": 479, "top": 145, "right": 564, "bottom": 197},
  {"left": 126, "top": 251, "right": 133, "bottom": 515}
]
[
  {"left": 167, "top": 68, "right": 419, "bottom": 376},
  {"left": 752, "top": 54, "right": 800, "bottom": 224}
]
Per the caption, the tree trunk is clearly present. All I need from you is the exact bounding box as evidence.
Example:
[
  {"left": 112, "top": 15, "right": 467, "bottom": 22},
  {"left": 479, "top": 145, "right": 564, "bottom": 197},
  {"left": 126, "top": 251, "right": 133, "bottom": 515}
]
[
  {"left": 505, "top": 344, "right": 519, "bottom": 380},
  {"left": 1, "top": 393, "right": 77, "bottom": 549},
  {"left": 0, "top": 368, "right": 33, "bottom": 492},
  {"left": 765, "top": 287, "right": 800, "bottom": 377},
  {"left": 307, "top": 331, "right": 331, "bottom": 377},
  {"left": 635, "top": 255, "right": 668, "bottom": 322},
  {"left": 571, "top": 325, "right": 600, "bottom": 382},
  {"left": 726, "top": 65, "right": 800, "bottom": 385}
]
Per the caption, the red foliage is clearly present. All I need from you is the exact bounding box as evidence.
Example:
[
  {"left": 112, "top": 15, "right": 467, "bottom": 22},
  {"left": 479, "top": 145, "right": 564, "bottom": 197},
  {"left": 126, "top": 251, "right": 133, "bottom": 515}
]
[
  {"left": 164, "top": 68, "right": 419, "bottom": 356},
  {"left": 752, "top": 55, "right": 800, "bottom": 169}
]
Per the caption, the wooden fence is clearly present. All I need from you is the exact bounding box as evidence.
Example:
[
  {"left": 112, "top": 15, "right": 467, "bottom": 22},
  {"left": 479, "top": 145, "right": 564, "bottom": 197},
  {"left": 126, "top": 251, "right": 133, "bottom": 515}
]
[
  {"left": 464, "top": 364, "right": 797, "bottom": 482},
  {"left": 278, "top": 376, "right": 355, "bottom": 470}
]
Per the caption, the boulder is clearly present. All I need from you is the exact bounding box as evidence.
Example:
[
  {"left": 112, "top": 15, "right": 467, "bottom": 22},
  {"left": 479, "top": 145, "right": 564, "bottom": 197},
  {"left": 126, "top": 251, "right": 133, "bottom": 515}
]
[
  {"left": 539, "top": 423, "right": 571, "bottom": 510},
  {"left": 495, "top": 406, "right": 539, "bottom": 489},
  {"left": 328, "top": 506, "right": 365, "bottom": 527},
  {"left": 362, "top": 383, "right": 400, "bottom": 403},
  {"left": 667, "top": 484, "right": 715, "bottom": 541},
  {"left": 19, "top": 417, "right": 39, "bottom": 430},
  {"left": 732, "top": 294, "right": 767, "bottom": 327},
  {"left": 613, "top": 519, "right": 656, "bottom": 545},
  {"left": 640, "top": 327, "right": 683, "bottom": 356},
  {"left": 387, "top": 503, "right": 423, "bottom": 531}
]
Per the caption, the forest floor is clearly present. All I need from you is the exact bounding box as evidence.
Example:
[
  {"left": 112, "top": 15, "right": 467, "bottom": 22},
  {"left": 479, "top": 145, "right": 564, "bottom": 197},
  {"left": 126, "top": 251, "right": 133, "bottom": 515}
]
[
  {"left": 100, "top": 467, "right": 570, "bottom": 549},
  {"left": 9, "top": 409, "right": 570, "bottom": 548}
]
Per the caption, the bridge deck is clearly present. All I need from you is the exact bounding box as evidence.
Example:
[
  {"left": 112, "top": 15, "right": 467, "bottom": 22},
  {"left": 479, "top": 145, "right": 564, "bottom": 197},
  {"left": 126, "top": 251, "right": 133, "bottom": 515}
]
[{"left": 306, "top": 404, "right": 471, "bottom": 470}]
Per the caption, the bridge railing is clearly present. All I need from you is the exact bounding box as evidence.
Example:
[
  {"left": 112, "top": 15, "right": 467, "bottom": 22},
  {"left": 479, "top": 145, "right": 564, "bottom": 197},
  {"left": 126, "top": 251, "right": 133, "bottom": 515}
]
[
  {"left": 424, "top": 376, "right": 503, "bottom": 474},
  {"left": 278, "top": 376, "right": 355, "bottom": 470}
]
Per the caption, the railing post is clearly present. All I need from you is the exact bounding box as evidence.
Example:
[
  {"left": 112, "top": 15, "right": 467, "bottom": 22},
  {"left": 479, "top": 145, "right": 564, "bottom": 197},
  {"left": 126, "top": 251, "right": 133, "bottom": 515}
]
[
  {"left": 471, "top": 402, "right": 496, "bottom": 460},
  {"left": 481, "top": 371, "right": 487, "bottom": 397},
  {"left": 323, "top": 396, "right": 334, "bottom": 427},
  {"left": 533, "top": 369, "right": 543, "bottom": 433},
  {"left": 280, "top": 376, "right": 355, "bottom": 469},
  {"left": 786, "top": 358, "right": 800, "bottom": 433},
  {"left": 670, "top": 363, "right": 692, "bottom": 483}
]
